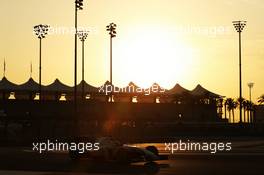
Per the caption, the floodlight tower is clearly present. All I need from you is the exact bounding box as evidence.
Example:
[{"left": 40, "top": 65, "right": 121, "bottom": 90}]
[
  {"left": 233, "top": 20, "right": 246, "bottom": 123},
  {"left": 106, "top": 23, "right": 117, "bottom": 102},
  {"left": 33, "top": 24, "right": 49, "bottom": 101},
  {"left": 77, "top": 30, "right": 89, "bottom": 100},
  {"left": 74, "top": 0, "right": 84, "bottom": 107}
]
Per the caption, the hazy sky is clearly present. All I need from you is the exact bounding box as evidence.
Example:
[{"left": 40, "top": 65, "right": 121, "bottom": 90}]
[{"left": 0, "top": 0, "right": 263, "bottom": 103}]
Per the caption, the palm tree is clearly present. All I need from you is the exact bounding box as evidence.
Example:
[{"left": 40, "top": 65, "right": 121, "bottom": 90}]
[
  {"left": 241, "top": 98, "right": 247, "bottom": 123},
  {"left": 232, "top": 101, "right": 238, "bottom": 123},
  {"left": 225, "top": 98, "right": 237, "bottom": 123},
  {"left": 224, "top": 100, "right": 227, "bottom": 120},
  {"left": 258, "top": 94, "right": 264, "bottom": 104},
  {"left": 242, "top": 100, "right": 255, "bottom": 123},
  {"left": 244, "top": 100, "right": 250, "bottom": 123},
  {"left": 246, "top": 100, "right": 255, "bottom": 123},
  {"left": 237, "top": 97, "right": 245, "bottom": 123},
  {"left": 225, "top": 99, "right": 231, "bottom": 121},
  {"left": 250, "top": 103, "right": 256, "bottom": 123}
]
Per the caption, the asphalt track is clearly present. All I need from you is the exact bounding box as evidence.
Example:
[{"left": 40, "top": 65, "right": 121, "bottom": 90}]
[
  {"left": 0, "top": 138, "right": 264, "bottom": 175},
  {"left": 0, "top": 144, "right": 264, "bottom": 175}
]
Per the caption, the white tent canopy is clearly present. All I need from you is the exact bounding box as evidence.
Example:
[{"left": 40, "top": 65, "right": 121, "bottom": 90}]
[
  {"left": 0, "top": 77, "right": 223, "bottom": 98},
  {"left": 166, "top": 83, "right": 190, "bottom": 95},
  {"left": 18, "top": 78, "right": 40, "bottom": 92},
  {"left": 44, "top": 79, "right": 72, "bottom": 92},
  {"left": 190, "top": 84, "right": 222, "bottom": 98},
  {"left": 0, "top": 77, "right": 19, "bottom": 91},
  {"left": 77, "top": 80, "right": 98, "bottom": 93}
]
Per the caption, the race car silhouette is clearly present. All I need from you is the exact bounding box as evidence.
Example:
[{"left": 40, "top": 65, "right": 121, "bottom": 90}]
[{"left": 69, "top": 137, "right": 167, "bottom": 164}]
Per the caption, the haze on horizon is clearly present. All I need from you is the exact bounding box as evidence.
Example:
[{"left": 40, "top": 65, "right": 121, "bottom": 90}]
[{"left": 0, "top": 0, "right": 263, "bottom": 103}]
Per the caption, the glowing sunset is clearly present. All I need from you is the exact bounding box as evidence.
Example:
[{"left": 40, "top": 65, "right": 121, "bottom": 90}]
[{"left": 0, "top": 0, "right": 263, "bottom": 101}]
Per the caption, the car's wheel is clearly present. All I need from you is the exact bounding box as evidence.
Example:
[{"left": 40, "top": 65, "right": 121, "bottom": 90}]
[
  {"left": 115, "top": 148, "right": 129, "bottom": 165},
  {"left": 146, "top": 146, "right": 159, "bottom": 156},
  {"left": 144, "top": 162, "right": 160, "bottom": 175}
]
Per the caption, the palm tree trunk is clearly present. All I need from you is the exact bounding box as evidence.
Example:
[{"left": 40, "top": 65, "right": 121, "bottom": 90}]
[
  {"left": 252, "top": 110, "right": 255, "bottom": 123},
  {"left": 247, "top": 110, "right": 250, "bottom": 123},
  {"left": 243, "top": 107, "right": 246, "bottom": 123},
  {"left": 232, "top": 110, "right": 235, "bottom": 123},
  {"left": 250, "top": 110, "right": 253, "bottom": 123},
  {"left": 224, "top": 104, "right": 227, "bottom": 120}
]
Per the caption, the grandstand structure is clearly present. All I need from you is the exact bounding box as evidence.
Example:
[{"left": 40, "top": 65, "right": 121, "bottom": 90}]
[
  {"left": 0, "top": 76, "right": 226, "bottom": 136},
  {"left": 0, "top": 76, "right": 223, "bottom": 103}
]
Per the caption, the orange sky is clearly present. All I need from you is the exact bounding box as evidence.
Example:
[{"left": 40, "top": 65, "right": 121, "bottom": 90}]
[{"left": 0, "top": 0, "right": 263, "bottom": 104}]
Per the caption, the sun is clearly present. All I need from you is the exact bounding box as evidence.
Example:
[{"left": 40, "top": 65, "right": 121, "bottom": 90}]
[{"left": 114, "top": 25, "right": 196, "bottom": 89}]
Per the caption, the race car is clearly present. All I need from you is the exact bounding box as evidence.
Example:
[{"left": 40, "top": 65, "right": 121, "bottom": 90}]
[{"left": 69, "top": 137, "right": 167, "bottom": 165}]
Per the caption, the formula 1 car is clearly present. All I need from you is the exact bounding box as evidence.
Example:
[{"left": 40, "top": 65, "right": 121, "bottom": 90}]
[{"left": 69, "top": 137, "right": 167, "bottom": 165}]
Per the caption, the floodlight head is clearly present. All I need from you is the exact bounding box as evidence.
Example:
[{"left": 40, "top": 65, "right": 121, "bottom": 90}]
[
  {"left": 106, "top": 23, "right": 117, "bottom": 38},
  {"left": 233, "top": 21, "right": 247, "bottom": 33},
  {"left": 75, "top": 0, "right": 84, "bottom": 10},
  {"left": 33, "top": 24, "right": 49, "bottom": 39},
  {"left": 247, "top": 82, "right": 254, "bottom": 88},
  {"left": 77, "top": 30, "right": 89, "bottom": 42}
]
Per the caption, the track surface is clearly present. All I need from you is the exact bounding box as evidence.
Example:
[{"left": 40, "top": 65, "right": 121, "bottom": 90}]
[{"left": 0, "top": 140, "right": 264, "bottom": 175}]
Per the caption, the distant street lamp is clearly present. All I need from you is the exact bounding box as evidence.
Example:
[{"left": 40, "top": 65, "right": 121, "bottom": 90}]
[
  {"left": 248, "top": 82, "right": 254, "bottom": 102},
  {"left": 233, "top": 20, "right": 246, "bottom": 123},
  {"left": 106, "top": 23, "right": 117, "bottom": 102},
  {"left": 33, "top": 24, "right": 49, "bottom": 101},
  {"left": 77, "top": 30, "right": 89, "bottom": 100},
  {"left": 74, "top": 0, "right": 84, "bottom": 107}
]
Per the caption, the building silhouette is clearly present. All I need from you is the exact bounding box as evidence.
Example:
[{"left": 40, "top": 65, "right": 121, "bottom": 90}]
[{"left": 0, "top": 76, "right": 233, "bottom": 140}]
